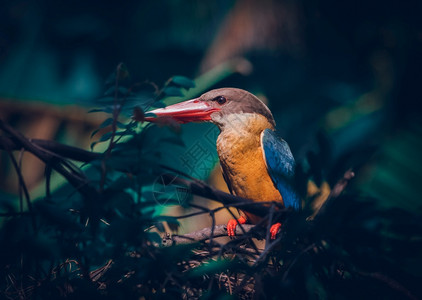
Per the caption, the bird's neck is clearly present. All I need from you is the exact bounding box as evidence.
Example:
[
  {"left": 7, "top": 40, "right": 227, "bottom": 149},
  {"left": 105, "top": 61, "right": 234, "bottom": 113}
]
[{"left": 216, "top": 113, "right": 275, "bottom": 152}]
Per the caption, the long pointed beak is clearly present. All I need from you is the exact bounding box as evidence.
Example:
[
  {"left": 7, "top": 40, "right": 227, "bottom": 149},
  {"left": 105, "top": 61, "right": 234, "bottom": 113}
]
[{"left": 144, "top": 99, "right": 219, "bottom": 124}]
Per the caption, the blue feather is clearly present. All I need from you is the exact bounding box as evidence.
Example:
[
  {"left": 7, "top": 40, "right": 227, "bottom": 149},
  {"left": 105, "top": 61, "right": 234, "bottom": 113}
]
[{"left": 261, "top": 129, "right": 300, "bottom": 210}]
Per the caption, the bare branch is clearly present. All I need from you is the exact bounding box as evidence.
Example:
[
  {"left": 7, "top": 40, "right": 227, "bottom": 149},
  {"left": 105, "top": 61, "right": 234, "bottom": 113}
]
[
  {"left": 6, "top": 150, "right": 36, "bottom": 230},
  {"left": 162, "top": 224, "right": 259, "bottom": 246},
  {"left": 0, "top": 119, "right": 98, "bottom": 198},
  {"left": 0, "top": 136, "right": 101, "bottom": 162},
  {"left": 162, "top": 174, "right": 287, "bottom": 219}
]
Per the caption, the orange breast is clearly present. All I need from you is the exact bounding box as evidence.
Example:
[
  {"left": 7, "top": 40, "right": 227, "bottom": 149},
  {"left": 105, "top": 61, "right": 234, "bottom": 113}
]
[{"left": 216, "top": 114, "right": 282, "bottom": 224}]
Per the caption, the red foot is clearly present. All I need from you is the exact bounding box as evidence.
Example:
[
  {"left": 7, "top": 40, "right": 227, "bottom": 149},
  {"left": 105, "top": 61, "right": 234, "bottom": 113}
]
[
  {"left": 226, "top": 216, "right": 247, "bottom": 237},
  {"left": 270, "top": 223, "right": 282, "bottom": 240}
]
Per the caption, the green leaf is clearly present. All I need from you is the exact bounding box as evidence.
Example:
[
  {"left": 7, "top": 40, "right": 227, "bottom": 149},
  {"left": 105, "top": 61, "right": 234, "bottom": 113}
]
[
  {"left": 104, "top": 86, "right": 116, "bottom": 96},
  {"left": 88, "top": 106, "right": 114, "bottom": 113},
  {"left": 99, "top": 132, "right": 112, "bottom": 142},
  {"left": 90, "top": 128, "right": 101, "bottom": 138},
  {"left": 88, "top": 108, "right": 105, "bottom": 113},
  {"left": 96, "top": 130, "right": 131, "bottom": 145},
  {"left": 104, "top": 87, "right": 129, "bottom": 96},
  {"left": 116, "top": 121, "right": 127, "bottom": 129},
  {"left": 151, "top": 100, "right": 166, "bottom": 108},
  {"left": 116, "top": 130, "right": 133, "bottom": 137},
  {"left": 125, "top": 121, "right": 137, "bottom": 129},
  {"left": 145, "top": 101, "right": 166, "bottom": 110},
  {"left": 154, "top": 216, "right": 180, "bottom": 226},
  {"left": 155, "top": 222, "right": 165, "bottom": 232},
  {"left": 118, "top": 87, "right": 129, "bottom": 95},
  {"left": 147, "top": 232, "right": 162, "bottom": 244},
  {"left": 171, "top": 76, "right": 195, "bottom": 89},
  {"left": 100, "top": 118, "right": 114, "bottom": 128},
  {"left": 107, "top": 176, "right": 133, "bottom": 191},
  {"left": 163, "top": 87, "right": 184, "bottom": 97}
]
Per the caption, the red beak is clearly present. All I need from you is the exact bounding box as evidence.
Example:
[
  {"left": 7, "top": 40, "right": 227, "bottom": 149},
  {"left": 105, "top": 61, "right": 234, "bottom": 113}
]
[{"left": 144, "top": 99, "right": 219, "bottom": 124}]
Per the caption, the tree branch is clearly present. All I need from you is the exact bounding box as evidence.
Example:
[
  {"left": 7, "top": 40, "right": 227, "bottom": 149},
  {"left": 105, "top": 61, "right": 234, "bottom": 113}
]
[
  {"left": 0, "top": 119, "right": 98, "bottom": 198},
  {"left": 161, "top": 174, "right": 287, "bottom": 219},
  {"left": 0, "top": 136, "right": 101, "bottom": 162},
  {"left": 162, "top": 224, "right": 259, "bottom": 246},
  {"left": 0, "top": 122, "right": 287, "bottom": 218}
]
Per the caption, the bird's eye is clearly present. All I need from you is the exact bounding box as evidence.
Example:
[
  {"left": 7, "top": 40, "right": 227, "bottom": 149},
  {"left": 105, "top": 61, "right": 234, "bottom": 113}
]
[{"left": 214, "top": 96, "right": 227, "bottom": 105}]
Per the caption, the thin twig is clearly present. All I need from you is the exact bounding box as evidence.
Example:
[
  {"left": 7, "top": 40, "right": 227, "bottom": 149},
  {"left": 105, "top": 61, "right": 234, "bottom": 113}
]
[
  {"left": 0, "top": 119, "right": 98, "bottom": 199},
  {"left": 18, "top": 148, "right": 24, "bottom": 213},
  {"left": 6, "top": 151, "right": 36, "bottom": 231},
  {"left": 313, "top": 169, "right": 355, "bottom": 221}
]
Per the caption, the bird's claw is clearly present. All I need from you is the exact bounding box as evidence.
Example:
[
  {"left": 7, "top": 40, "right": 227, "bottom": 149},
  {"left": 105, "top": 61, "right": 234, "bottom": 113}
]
[
  {"left": 227, "top": 219, "right": 238, "bottom": 237},
  {"left": 270, "top": 222, "right": 282, "bottom": 240},
  {"left": 226, "top": 216, "right": 247, "bottom": 237}
]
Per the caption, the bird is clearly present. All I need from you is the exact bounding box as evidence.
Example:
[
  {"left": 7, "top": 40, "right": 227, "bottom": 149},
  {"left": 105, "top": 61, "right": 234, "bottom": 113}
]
[{"left": 144, "top": 88, "right": 300, "bottom": 239}]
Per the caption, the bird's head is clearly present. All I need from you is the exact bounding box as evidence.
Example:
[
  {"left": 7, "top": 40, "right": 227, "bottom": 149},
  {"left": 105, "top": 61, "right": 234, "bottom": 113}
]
[{"left": 144, "top": 88, "right": 276, "bottom": 130}]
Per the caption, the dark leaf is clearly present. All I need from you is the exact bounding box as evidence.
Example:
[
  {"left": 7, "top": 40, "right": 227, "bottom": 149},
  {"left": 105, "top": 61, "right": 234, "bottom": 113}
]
[
  {"left": 146, "top": 232, "right": 162, "bottom": 244},
  {"left": 118, "top": 86, "right": 129, "bottom": 95},
  {"left": 90, "top": 141, "right": 98, "bottom": 150},
  {"left": 154, "top": 216, "right": 180, "bottom": 226},
  {"left": 116, "top": 121, "right": 126, "bottom": 128},
  {"left": 125, "top": 121, "right": 137, "bottom": 129},
  {"left": 163, "top": 87, "right": 184, "bottom": 97},
  {"left": 104, "top": 86, "right": 116, "bottom": 96},
  {"left": 99, "top": 132, "right": 113, "bottom": 142},
  {"left": 90, "top": 128, "right": 101, "bottom": 138},
  {"left": 151, "top": 100, "right": 166, "bottom": 108},
  {"left": 105, "top": 71, "right": 116, "bottom": 85},
  {"left": 88, "top": 108, "right": 105, "bottom": 113},
  {"left": 171, "top": 76, "right": 195, "bottom": 89},
  {"left": 88, "top": 106, "right": 115, "bottom": 113},
  {"left": 100, "top": 118, "right": 114, "bottom": 129},
  {"left": 104, "top": 87, "right": 129, "bottom": 97},
  {"left": 155, "top": 222, "right": 165, "bottom": 232},
  {"left": 107, "top": 175, "right": 133, "bottom": 191}
]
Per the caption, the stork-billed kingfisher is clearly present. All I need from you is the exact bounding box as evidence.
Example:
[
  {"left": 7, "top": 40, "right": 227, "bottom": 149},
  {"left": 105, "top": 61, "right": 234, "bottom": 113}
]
[{"left": 145, "top": 88, "right": 300, "bottom": 239}]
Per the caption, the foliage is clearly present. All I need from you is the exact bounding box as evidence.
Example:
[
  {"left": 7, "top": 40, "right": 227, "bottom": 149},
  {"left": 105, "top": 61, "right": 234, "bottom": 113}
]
[{"left": 0, "top": 65, "right": 421, "bottom": 300}]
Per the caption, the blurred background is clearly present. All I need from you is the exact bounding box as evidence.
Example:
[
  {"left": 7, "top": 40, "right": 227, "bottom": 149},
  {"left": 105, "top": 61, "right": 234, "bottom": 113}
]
[{"left": 0, "top": 0, "right": 421, "bottom": 231}]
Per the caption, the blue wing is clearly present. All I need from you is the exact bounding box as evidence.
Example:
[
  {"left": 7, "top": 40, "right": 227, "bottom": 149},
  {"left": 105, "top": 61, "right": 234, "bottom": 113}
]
[{"left": 261, "top": 129, "right": 300, "bottom": 210}]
